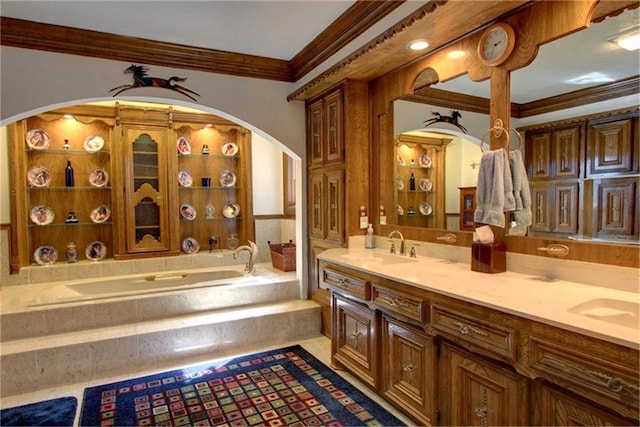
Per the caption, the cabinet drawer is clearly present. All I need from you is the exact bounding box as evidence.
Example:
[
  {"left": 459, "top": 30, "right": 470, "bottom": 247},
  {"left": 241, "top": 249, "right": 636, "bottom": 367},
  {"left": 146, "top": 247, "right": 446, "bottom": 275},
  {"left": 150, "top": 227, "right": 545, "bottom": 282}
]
[
  {"left": 431, "top": 304, "right": 517, "bottom": 362},
  {"left": 373, "top": 285, "right": 426, "bottom": 324},
  {"left": 529, "top": 337, "right": 639, "bottom": 419},
  {"left": 322, "top": 267, "right": 370, "bottom": 300}
]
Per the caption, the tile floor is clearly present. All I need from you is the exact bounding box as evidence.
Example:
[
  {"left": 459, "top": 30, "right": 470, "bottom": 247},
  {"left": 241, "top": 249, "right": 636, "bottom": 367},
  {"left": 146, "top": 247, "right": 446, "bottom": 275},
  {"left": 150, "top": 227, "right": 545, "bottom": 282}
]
[{"left": 0, "top": 336, "right": 415, "bottom": 426}]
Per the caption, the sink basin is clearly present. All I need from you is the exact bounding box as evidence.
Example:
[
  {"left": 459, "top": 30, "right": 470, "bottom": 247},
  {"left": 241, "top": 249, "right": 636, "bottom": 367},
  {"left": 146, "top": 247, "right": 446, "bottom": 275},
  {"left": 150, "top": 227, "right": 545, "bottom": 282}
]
[
  {"left": 567, "top": 298, "right": 639, "bottom": 329},
  {"left": 340, "top": 252, "right": 418, "bottom": 265}
]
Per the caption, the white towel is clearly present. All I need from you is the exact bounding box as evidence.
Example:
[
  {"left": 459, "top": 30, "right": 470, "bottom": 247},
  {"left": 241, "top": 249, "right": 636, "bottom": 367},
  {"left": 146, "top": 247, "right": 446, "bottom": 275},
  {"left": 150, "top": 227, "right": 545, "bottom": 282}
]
[
  {"left": 474, "top": 149, "right": 515, "bottom": 228},
  {"left": 509, "top": 150, "right": 532, "bottom": 227}
]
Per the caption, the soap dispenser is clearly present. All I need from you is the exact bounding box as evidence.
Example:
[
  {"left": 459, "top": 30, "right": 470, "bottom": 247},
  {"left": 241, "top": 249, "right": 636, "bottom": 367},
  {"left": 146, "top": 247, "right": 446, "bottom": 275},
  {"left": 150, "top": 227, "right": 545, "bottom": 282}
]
[{"left": 365, "top": 223, "right": 375, "bottom": 249}]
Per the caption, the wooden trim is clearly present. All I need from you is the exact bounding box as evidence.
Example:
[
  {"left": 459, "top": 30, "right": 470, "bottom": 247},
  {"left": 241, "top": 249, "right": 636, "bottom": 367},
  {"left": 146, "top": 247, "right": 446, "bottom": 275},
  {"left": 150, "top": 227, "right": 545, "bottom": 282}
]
[
  {"left": 517, "top": 76, "right": 640, "bottom": 118},
  {"left": 254, "top": 214, "right": 288, "bottom": 220},
  {"left": 405, "top": 89, "right": 490, "bottom": 115},
  {"left": 0, "top": 17, "right": 293, "bottom": 82},
  {"left": 0, "top": 3, "right": 401, "bottom": 83},
  {"left": 290, "top": 1, "right": 405, "bottom": 81}
]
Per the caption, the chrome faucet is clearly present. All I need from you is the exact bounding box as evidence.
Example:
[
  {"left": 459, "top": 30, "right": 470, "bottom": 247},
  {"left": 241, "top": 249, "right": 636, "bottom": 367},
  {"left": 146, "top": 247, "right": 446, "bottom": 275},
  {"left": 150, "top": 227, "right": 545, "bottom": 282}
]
[
  {"left": 387, "top": 230, "right": 406, "bottom": 255},
  {"left": 233, "top": 240, "right": 258, "bottom": 274}
]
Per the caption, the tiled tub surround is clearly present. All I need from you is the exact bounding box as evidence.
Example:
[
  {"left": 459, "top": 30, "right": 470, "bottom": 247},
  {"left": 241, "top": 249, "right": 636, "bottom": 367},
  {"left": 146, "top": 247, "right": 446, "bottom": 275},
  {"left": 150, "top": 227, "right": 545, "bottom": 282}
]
[
  {"left": 326, "top": 237, "right": 639, "bottom": 350},
  {"left": 1, "top": 263, "right": 321, "bottom": 397}
]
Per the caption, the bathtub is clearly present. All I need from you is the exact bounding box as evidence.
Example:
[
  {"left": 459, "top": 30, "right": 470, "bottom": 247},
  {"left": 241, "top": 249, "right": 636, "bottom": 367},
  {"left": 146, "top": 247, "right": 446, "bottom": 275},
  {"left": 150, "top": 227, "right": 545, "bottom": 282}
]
[{"left": 26, "top": 267, "right": 259, "bottom": 308}]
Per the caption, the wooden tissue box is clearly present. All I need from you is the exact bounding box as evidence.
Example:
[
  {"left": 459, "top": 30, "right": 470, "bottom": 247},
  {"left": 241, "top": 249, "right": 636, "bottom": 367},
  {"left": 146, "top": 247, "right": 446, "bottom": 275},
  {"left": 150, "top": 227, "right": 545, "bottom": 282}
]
[{"left": 471, "top": 242, "right": 506, "bottom": 274}]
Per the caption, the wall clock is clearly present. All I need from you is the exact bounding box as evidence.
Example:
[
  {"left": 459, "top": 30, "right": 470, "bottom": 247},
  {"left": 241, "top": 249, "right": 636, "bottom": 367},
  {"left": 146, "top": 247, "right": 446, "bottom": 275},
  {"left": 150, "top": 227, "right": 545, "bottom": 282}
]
[{"left": 477, "top": 22, "right": 516, "bottom": 66}]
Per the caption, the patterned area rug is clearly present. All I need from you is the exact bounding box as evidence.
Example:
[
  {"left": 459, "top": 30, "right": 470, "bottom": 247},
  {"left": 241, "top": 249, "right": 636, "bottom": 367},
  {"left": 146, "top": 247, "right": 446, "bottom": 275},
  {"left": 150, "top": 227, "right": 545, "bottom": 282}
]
[
  {"left": 81, "top": 345, "right": 405, "bottom": 426},
  {"left": 0, "top": 396, "right": 77, "bottom": 426}
]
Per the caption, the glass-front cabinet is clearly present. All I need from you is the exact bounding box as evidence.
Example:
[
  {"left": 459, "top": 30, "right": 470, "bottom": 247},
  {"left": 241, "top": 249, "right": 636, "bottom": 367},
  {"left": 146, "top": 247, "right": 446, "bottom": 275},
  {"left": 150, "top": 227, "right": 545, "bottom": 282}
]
[{"left": 8, "top": 103, "right": 254, "bottom": 270}]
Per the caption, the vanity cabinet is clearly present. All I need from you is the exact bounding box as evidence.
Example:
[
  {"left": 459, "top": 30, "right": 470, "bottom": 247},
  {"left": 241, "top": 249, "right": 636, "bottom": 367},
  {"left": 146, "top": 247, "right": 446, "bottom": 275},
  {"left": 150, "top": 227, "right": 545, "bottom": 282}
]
[
  {"left": 319, "top": 258, "right": 639, "bottom": 426},
  {"left": 439, "top": 341, "right": 530, "bottom": 426},
  {"left": 382, "top": 315, "right": 436, "bottom": 426},
  {"left": 8, "top": 105, "right": 254, "bottom": 269},
  {"left": 306, "top": 81, "right": 369, "bottom": 336}
]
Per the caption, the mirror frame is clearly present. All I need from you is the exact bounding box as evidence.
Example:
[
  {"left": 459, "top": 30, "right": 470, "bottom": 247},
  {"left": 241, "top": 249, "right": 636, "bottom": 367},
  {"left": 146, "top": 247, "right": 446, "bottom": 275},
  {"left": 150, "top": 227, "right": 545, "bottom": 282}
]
[{"left": 369, "top": 0, "right": 640, "bottom": 268}]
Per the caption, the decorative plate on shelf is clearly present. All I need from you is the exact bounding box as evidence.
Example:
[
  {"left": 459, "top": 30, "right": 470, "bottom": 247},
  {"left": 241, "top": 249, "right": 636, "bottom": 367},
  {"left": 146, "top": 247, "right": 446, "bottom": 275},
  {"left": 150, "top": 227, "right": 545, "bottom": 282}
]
[
  {"left": 182, "top": 237, "right": 200, "bottom": 254},
  {"left": 84, "top": 135, "right": 104, "bottom": 153},
  {"left": 34, "top": 245, "right": 58, "bottom": 265},
  {"left": 89, "top": 168, "right": 109, "bottom": 187},
  {"left": 27, "top": 166, "right": 51, "bottom": 187},
  {"left": 25, "top": 129, "right": 50, "bottom": 150},
  {"left": 419, "top": 178, "right": 433, "bottom": 192},
  {"left": 177, "top": 136, "right": 191, "bottom": 154},
  {"left": 221, "top": 142, "right": 238, "bottom": 156},
  {"left": 178, "top": 169, "right": 193, "bottom": 187},
  {"left": 30, "top": 205, "right": 55, "bottom": 225},
  {"left": 396, "top": 204, "right": 404, "bottom": 215},
  {"left": 419, "top": 154, "right": 432, "bottom": 168},
  {"left": 85, "top": 241, "right": 107, "bottom": 261},
  {"left": 222, "top": 203, "right": 240, "bottom": 218},
  {"left": 219, "top": 170, "right": 236, "bottom": 187},
  {"left": 180, "top": 203, "right": 197, "bottom": 220},
  {"left": 90, "top": 205, "right": 111, "bottom": 223},
  {"left": 397, "top": 154, "right": 405, "bottom": 166},
  {"left": 396, "top": 176, "right": 404, "bottom": 191},
  {"left": 419, "top": 202, "right": 433, "bottom": 216}
]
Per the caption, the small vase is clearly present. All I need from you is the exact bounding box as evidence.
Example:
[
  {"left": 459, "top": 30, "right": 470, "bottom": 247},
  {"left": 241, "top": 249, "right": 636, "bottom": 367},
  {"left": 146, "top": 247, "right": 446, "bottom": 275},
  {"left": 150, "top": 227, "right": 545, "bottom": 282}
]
[{"left": 66, "top": 242, "right": 78, "bottom": 263}]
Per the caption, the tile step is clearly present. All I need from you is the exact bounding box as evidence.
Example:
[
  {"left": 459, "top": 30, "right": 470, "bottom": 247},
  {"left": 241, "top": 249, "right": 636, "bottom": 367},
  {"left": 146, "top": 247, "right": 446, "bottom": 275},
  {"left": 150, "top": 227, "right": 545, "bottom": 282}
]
[{"left": 0, "top": 300, "right": 321, "bottom": 397}]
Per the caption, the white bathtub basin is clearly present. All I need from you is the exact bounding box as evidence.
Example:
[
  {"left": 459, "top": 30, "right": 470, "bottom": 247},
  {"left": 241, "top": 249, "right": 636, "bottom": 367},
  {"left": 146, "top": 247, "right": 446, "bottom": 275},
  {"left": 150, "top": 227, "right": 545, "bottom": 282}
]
[{"left": 66, "top": 270, "right": 244, "bottom": 295}]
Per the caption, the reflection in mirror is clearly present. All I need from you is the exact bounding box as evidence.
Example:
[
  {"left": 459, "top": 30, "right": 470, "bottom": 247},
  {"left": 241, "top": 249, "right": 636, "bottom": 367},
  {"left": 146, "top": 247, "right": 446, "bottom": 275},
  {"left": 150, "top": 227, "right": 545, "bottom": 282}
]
[{"left": 393, "top": 99, "right": 488, "bottom": 232}]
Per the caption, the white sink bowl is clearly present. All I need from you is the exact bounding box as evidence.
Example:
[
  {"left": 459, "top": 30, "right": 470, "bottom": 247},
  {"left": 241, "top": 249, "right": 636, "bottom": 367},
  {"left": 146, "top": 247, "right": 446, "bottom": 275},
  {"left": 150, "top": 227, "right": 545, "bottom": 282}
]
[
  {"left": 340, "top": 251, "right": 418, "bottom": 265},
  {"left": 568, "top": 298, "right": 639, "bottom": 329}
]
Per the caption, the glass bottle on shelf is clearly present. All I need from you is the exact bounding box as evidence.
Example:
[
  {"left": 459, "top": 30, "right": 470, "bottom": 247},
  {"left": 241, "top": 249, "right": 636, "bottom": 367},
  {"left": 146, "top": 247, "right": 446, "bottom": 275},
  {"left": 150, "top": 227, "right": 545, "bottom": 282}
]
[
  {"left": 409, "top": 173, "right": 416, "bottom": 191},
  {"left": 227, "top": 233, "right": 239, "bottom": 250},
  {"left": 65, "top": 160, "right": 75, "bottom": 187}
]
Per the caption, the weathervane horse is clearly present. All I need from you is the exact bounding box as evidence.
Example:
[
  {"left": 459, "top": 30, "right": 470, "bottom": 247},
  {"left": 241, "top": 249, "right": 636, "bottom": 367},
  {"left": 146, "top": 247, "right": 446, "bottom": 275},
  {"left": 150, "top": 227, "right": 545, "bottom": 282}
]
[
  {"left": 110, "top": 65, "right": 201, "bottom": 101},
  {"left": 423, "top": 110, "right": 467, "bottom": 133}
]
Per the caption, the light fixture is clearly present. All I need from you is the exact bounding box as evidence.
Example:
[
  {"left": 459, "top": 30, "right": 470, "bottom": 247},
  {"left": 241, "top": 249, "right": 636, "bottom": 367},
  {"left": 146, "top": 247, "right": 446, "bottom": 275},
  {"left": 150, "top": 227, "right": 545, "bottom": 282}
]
[
  {"left": 409, "top": 39, "right": 429, "bottom": 51},
  {"left": 63, "top": 114, "right": 75, "bottom": 121},
  {"left": 611, "top": 29, "right": 640, "bottom": 51}
]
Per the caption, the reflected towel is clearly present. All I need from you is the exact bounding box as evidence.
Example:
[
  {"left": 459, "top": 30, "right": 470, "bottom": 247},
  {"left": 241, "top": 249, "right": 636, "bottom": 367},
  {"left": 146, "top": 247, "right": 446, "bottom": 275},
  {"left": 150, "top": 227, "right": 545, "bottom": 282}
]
[
  {"left": 509, "top": 150, "right": 532, "bottom": 227},
  {"left": 474, "top": 148, "right": 515, "bottom": 228}
]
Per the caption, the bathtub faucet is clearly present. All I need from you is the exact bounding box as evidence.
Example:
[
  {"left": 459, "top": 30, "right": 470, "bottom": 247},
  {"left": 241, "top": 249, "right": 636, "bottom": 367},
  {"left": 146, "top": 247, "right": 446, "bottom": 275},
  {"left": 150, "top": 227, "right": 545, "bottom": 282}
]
[{"left": 233, "top": 240, "right": 258, "bottom": 275}]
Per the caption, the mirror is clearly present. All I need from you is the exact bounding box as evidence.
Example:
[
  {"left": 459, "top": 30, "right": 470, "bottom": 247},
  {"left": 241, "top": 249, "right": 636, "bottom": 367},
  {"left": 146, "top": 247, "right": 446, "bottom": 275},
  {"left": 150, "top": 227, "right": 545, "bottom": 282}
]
[{"left": 388, "top": 6, "right": 639, "bottom": 244}]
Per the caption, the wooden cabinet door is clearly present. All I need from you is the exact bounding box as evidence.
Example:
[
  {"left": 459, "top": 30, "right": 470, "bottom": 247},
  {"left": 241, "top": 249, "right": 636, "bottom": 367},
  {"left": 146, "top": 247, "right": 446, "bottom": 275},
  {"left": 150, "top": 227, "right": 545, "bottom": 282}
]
[
  {"left": 325, "top": 169, "right": 344, "bottom": 243},
  {"left": 122, "top": 125, "right": 171, "bottom": 253},
  {"left": 324, "top": 88, "right": 344, "bottom": 164},
  {"left": 553, "top": 127, "right": 580, "bottom": 179},
  {"left": 439, "top": 342, "right": 530, "bottom": 426},
  {"left": 534, "top": 382, "right": 636, "bottom": 426},
  {"left": 595, "top": 177, "right": 637, "bottom": 237},
  {"left": 589, "top": 119, "right": 632, "bottom": 175},
  {"left": 552, "top": 182, "right": 578, "bottom": 233},
  {"left": 530, "top": 182, "right": 552, "bottom": 232},
  {"left": 332, "top": 293, "right": 378, "bottom": 388},
  {"left": 307, "top": 99, "right": 324, "bottom": 167},
  {"left": 529, "top": 132, "right": 552, "bottom": 181},
  {"left": 382, "top": 316, "right": 436, "bottom": 426},
  {"left": 309, "top": 171, "right": 325, "bottom": 239}
]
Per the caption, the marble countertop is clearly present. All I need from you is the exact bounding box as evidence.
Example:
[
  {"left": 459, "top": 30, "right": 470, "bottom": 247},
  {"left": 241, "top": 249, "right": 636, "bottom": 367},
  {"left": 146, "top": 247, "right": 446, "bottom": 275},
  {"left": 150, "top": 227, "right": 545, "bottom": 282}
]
[{"left": 318, "top": 248, "right": 639, "bottom": 350}]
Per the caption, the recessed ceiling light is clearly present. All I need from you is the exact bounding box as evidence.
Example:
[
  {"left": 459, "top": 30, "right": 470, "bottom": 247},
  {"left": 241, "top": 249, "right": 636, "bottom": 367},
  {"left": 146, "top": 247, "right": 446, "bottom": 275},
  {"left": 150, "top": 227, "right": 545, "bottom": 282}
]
[
  {"left": 409, "top": 40, "right": 429, "bottom": 51},
  {"left": 567, "top": 72, "right": 615, "bottom": 85},
  {"left": 612, "top": 30, "right": 640, "bottom": 51}
]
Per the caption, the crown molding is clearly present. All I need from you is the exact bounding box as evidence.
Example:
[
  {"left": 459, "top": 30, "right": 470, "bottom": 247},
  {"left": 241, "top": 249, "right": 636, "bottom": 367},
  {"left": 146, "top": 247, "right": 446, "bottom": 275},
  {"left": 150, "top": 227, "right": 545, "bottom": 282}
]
[{"left": 0, "top": 3, "right": 401, "bottom": 83}]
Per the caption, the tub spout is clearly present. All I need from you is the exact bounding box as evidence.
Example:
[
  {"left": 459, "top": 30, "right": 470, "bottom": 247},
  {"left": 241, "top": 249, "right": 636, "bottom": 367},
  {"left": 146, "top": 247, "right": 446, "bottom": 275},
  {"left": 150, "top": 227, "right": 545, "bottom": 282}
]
[{"left": 233, "top": 240, "right": 258, "bottom": 274}]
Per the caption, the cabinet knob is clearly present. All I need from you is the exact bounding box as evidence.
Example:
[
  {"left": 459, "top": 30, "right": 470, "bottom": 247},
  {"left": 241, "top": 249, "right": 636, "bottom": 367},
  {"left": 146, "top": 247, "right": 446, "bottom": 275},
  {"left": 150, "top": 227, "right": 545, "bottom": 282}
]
[
  {"left": 402, "top": 363, "right": 414, "bottom": 372},
  {"left": 607, "top": 377, "right": 624, "bottom": 392}
]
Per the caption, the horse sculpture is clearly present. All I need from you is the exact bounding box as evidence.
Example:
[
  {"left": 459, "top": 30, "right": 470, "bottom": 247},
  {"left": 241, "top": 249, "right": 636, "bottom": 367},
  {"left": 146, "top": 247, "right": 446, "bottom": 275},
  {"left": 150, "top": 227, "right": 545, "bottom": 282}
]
[
  {"left": 423, "top": 110, "right": 467, "bottom": 133},
  {"left": 110, "top": 65, "right": 201, "bottom": 101}
]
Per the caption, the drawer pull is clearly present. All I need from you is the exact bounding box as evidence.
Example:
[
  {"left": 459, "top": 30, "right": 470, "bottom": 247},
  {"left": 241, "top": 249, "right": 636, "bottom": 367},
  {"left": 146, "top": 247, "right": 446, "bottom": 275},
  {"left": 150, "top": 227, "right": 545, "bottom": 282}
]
[
  {"left": 386, "top": 296, "right": 409, "bottom": 308},
  {"left": 452, "top": 321, "right": 489, "bottom": 337},
  {"left": 337, "top": 278, "right": 350, "bottom": 288},
  {"left": 607, "top": 377, "right": 624, "bottom": 392}
]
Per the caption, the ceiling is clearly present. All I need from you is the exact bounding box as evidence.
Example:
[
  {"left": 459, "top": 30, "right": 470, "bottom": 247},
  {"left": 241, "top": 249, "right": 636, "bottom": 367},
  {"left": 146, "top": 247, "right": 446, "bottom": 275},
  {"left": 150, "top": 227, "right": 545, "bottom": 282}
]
[{"left": 1, "top": 1, "right": 638, "bottom": 106}]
